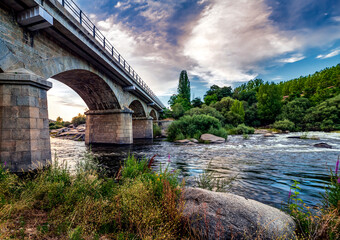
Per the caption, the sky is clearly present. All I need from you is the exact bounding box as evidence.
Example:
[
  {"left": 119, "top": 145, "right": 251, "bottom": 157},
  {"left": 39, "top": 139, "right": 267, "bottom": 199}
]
[{"left": 48, "top": 0, "right": 340, "bottom": 121}]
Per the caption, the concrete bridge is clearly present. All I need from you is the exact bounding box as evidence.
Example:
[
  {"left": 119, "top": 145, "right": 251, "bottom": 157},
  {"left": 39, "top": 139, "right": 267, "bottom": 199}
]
[{"left": 0, "top": 0, "right": 165, "bottom": 172}]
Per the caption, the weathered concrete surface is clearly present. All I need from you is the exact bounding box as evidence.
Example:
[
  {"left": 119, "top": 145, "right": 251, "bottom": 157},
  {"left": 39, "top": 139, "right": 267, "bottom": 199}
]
[
  {"left": 182, "top": 187, "right": 296, "bottom": 240},
  {"left": 85, "top": 109, "right": 133, "bottom": 144},
  {"left": 0, "top": 71, "right": 52, "bottom": 172}
]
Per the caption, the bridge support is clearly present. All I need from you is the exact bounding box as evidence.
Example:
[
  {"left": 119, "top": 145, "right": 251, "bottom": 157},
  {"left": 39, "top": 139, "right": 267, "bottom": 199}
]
[
  {"left": 132, "top": 117, "right": 153, "bottom": 139},
  {"left": 85, "top": 109, "right": 133, "bottom": 144},
  {"left": 0, "top": 71, "right": 52, "bottom": 172}
]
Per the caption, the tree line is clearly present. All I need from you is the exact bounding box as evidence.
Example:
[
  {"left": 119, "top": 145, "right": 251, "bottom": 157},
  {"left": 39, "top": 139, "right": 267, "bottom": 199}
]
[{"left": 163, "top": 65, "right": 340, "bottom": 136}]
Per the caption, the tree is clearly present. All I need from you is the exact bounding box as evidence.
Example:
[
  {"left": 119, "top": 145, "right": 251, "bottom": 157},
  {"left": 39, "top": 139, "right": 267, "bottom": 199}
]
[
  {"left": 257, "top": 82, "right": 282, "bottom": 125},
  {"left": 191, "top": 97, "right": 203, "bottom": 108},
  {"left": 204, "top": 94, "right": 218, "bottom": 105},
  {"left": 56, "top": 116, "right": 63, "bottom": 123},
  {"left": 71, "top": 113, "right": 86, "bottom": 127},
  {"left": 230, "top": 100, "right": 245, "bottom": 122},
  {"left": 171, "top": 103, "right": 185, "bottom": 119},
  {"left": 178, "top": 70, "right": 190, "bottom": 102}
]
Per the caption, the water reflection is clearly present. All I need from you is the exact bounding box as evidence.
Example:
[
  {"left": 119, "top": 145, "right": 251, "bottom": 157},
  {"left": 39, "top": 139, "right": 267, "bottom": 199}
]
[{"left": 51, "top": 132, "right": 340, "bottom": 208}]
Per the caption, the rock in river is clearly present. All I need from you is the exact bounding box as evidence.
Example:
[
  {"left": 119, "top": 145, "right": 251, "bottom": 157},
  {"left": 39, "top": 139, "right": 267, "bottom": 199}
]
[
  {"left": 200, "top": 134, "right": 226, "bottom": 143},
  {"left": 182, "top": 187, "right": 296, "bottom": 240},
  {"left": 314, "top": 143, "right": 332, "bottom": 149},
  {"left": 263, "top": 133, "right": 276, "bottom": 137}
]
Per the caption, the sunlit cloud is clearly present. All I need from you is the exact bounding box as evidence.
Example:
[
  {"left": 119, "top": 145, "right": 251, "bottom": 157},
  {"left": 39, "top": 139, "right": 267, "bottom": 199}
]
[
  {"left": 278, "top": 54, "right": 305, "bottom": 63},
  {"left": 316, "top": 49, "right": 340, "bottom": 59}
]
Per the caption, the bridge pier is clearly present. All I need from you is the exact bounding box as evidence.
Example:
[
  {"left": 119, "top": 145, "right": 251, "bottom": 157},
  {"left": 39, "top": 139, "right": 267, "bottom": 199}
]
[
  {"left": 85, "top": 109, "right": 133, "bottom": 144},
  {"left": 0, "top": 71, "right": 52, "bottom": 172},
  {"left": 132, "top": 117, "right": 153, "bottom": 139}
]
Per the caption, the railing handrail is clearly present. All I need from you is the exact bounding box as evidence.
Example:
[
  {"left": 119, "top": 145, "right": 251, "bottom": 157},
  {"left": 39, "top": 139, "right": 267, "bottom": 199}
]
[{"left": 57, "top": 0, "right": 163, "bottom": 108}]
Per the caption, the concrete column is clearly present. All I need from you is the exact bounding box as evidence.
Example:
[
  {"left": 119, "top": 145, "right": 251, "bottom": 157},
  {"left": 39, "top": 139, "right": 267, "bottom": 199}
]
[
  {"left": 132, "top": 117, "right": 153, "bottom": 139},
  {"left": 0, "top": 71, "right": 52, "bottom": 172},
  {"left": 85, "top": 108, "right": 133, "bottom": 144}
]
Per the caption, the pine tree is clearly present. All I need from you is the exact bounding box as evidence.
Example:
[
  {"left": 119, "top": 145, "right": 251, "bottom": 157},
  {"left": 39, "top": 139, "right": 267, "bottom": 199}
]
[{"left": 177, "top": 70, "right": 190, "bottom": 102}]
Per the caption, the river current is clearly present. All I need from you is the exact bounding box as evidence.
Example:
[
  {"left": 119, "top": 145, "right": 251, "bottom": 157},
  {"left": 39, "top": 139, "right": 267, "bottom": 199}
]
[{"left": 51, "top": 132, "right": 340, "bottom": 209}]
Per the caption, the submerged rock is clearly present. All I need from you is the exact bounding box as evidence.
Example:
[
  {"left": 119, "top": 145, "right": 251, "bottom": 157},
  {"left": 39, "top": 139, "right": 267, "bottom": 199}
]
[
  {"left": 200, "top": 134, "right": 225, "bottom": 143},
  {"left": 314, "top": 143, "right": 332, "bottom": 149},
  {"left": 182, "top": 187, "right": 296, "bottom": 240}
]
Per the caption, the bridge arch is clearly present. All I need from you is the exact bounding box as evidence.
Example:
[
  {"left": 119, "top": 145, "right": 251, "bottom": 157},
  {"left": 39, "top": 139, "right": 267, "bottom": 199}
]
[
  {"left": 52, "top": 69, "right": 120, "bottom": 110},
  {"left": 149, "top": 109, "right": 157, "bottom": 120},
  {"left": 129, "top": 100, "right": 146, "bottom": 118}
]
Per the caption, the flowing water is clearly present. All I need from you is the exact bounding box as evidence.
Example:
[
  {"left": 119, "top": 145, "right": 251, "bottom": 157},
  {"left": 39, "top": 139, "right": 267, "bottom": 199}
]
[{"left": 51, "top": 132, "right": 340, "bottom": 209}]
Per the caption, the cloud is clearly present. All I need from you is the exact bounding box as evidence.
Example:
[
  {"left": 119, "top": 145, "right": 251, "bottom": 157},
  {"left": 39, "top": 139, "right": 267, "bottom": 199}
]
[
  {"left": 332, "top": 16, "right": 340, "bottom": 22},
  {"left": 182, "top": 0, "right": 301, "bottom": 86},
  {"left": 316, "top": 49, "right": 340, "bottom": 59},
  {"left": 278, "top": 54, "right": 305, "bottom": 63}
]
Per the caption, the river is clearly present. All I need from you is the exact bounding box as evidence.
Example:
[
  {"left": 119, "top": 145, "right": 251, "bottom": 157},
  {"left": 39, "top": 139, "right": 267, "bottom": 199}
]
[{"left": 51, "top": 132, "right": 340, "bottom": 209}]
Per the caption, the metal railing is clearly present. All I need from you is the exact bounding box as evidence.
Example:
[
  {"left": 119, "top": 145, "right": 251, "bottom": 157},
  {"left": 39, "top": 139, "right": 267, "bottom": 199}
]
[{"left": 57, "top": 0, "right": 163, "bottom": 108}]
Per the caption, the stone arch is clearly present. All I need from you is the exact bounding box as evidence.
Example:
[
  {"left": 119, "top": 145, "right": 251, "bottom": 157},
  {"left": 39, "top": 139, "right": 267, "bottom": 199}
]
[
  {"left": 129, "top": 100, "right": 146, "bottom": 118},
  {"left": 150, "top": 109, "right": 157, "bottom": 120},
  {"left": 52, "top": 69, "right": 120, "bottom": 110}
]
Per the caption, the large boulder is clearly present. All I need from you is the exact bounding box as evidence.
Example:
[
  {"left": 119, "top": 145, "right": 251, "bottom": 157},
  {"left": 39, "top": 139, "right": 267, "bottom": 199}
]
[
  {"left": 182, "top": 187, "right": 296, "bottom": 240},
  {"left": 200, "top": 134, "right": 226, "bottom": 143}
]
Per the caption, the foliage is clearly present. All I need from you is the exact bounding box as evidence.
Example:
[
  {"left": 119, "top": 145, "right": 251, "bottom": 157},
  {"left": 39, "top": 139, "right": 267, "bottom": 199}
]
[
  {"left": 279, "top": 98, "right": 311, "bottom": 130},
  {"left": 323, "top": 156, "right": 340, "bottom": 211},
  {"left": 211, "top": 96, "right": 234, "bottom": 112},
  {"left": 204, "top": 85, "right": 232, "bottom": 102},
  {"left": 153, "top": 123, "right": 162, "bottom": 137},
  {"left": 171, "top": 102, "right": 186, "bottom": 119},
  {"left": 227, "top": 124, "right": 255, "bottom": 135},
  {"left": 185, "top": 105, "right": 225, "bottom": 123},
  {"left": 230, "top": 99, "right": 245, "bottom": 123},
  {"left": 272, "top": 119, "right": 295, "bottom": 131},
  {"left": 71, "top": 113, "right": 86, "bottom": 127},
  {"left": 0, "top": 154, "right": 187, "bottom": 239},
  {"left": 191, "top": 97, "right": 203, "bottom": 108},
  {"left": 178, "top": 70, "right": 191, "bottom": 102},
  {"left": 257, "top": 82, "right": 282, "bottom": 125},
  {"left": 204, "top": 93, "right": 218, "bottom": 105},
  {"left": 304, "top": 94, "right": 340, "bottom": 131},
  {"left": 167, "top": 114, "right": 225, "bottom": 141}
]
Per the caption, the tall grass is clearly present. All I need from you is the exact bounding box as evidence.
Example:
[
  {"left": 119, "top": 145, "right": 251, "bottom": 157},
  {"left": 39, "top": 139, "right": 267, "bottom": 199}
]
[{"left": 0, "top": 153, "right": 187, "bottom": 239}]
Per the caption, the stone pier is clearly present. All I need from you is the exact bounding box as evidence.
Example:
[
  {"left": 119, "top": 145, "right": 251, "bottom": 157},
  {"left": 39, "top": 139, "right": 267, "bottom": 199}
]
[
  {"left": 0, "top": 71, "right": 52, "bottom": 172},
  {"left": 85, "top": 109, "right": 133, "bottom": 144},
  {"left": 132, "top": 117, "right": 153, "bottom": 139}
]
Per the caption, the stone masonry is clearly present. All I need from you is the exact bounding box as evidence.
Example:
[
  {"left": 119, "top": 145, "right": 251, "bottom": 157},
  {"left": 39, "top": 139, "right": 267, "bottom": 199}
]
[
  {"left": 85, "top": 109, "right": 133, "bottom": 144},
  {"left": 132, "top": 117, "right": 153, "bottom": 139},
  {"left": 0, "top": 71, "right": 52, "bottom": 172}
]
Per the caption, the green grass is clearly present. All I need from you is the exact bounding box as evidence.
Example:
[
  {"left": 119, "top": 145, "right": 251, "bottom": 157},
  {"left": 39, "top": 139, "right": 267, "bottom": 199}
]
[{"left": 0, "top": 154, "right": 187, "bottom": 239}]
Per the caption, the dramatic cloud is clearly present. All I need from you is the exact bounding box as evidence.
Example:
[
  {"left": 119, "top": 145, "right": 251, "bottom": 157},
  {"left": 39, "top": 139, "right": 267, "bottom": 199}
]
[{"left": 182, "top": 0, "right": 301, "bottom": 86}]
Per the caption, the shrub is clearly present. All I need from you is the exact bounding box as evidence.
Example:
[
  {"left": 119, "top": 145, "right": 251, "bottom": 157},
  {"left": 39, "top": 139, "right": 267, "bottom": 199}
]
[
  {"left": 185, "top": 105, "right": 225, "bottom": 124},
  {"left": 167, "top": 114, "right": 223, "bottom": 141},
  {"left": 228, "top": 124, "right": 255, "bottom": 135},
  {"left": 273, "top": 119, "right": 295, "bottom": 131},
  {"left": 153, "top": 124, "right": 161, "bottom": 137},
  {"left": 72, "top": 113, "right": 86, "bottom": 127}
]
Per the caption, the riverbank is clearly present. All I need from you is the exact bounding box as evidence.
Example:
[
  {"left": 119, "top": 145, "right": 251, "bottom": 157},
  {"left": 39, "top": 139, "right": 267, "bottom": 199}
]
[{"left": 0, "top": 154, "right": 298, "bottom": 239}]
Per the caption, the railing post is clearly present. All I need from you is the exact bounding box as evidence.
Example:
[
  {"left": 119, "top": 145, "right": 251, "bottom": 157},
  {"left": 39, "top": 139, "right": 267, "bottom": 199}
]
[
  {"left": 128, "top": 65, "right": 130, "bottom": 72},
  {"left": 103, "top": 37, "right": 106, "bottom": 48},
  {"left": 93, "top": 26, "right": 95, "bottom": 37},
  {"left": 62, "top": 0, "right": 65, "bottom": 6},
  {"left": 79, "top": 10, "right": 82, "bottom": 25},
  {"left": 118, "top": 54, "right": 120, "bottom": 63},
  {"left": 111, "top": 47, "right": 114, "bottom": 56}
]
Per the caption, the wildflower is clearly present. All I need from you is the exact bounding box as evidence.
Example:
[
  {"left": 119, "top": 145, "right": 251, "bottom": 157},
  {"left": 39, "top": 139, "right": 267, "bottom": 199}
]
[
  {"left": 336, "top": 157, "right": 340, "bottom": 176},
  {"left": 337, "top": 177, "right": 340, "bottom": 184},
  {"left": 168, "top": 154, "right": 171, "bottom": 163},
  {"left": 288, "top": 189, "right": 292, "bottom": 199},
  {"left": 156, "top": 173, "right": 158, "bottom": 176},
  {"left": 3, "top": 161, "right": 6, "bottom": 167},
  {"left": 157, "top": 178, "right": 160, "bottom": 181},
  {"left": 160, "top": 174, "right": 162, "bottom": 177}
]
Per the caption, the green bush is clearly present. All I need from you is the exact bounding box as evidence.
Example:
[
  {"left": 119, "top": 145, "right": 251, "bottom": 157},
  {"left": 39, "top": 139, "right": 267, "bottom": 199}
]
[
  {"left": 273, "top": 119, "right": 295, "bottom": 131},
  {"left": 228, "top": 124, "right": 255, "bottom": 135},
  {"left": 185, "top": 105, "right": 225, "bottom": 123},
  {"left": 153, "top": 124, "right": 161, "bottom": 137},
  {"left": 167, "top": 114, "right": 224, "bottom": 141}
]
